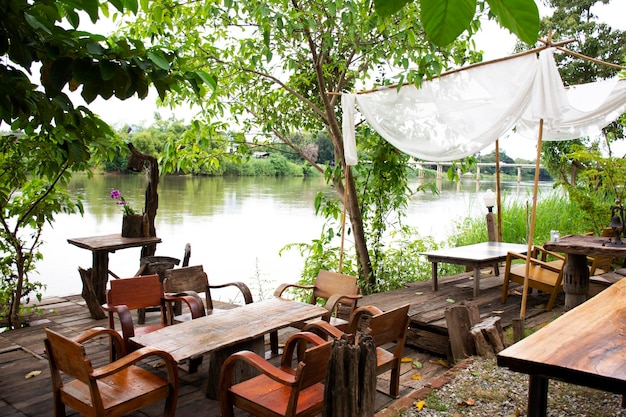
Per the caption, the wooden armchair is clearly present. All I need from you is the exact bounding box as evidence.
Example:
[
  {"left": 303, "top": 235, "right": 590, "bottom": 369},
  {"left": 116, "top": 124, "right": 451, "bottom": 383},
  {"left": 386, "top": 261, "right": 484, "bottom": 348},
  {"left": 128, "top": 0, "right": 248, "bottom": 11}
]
[
  {"left": 274, "top": 270, "right": 362, "bottom": 329},
  {"left": 44, "top": 326, "right": 178, "bottom": 417},
  {"left": 501, "top": 247, "right": 565, "bottom": 311},
  {"left": 219, "top": 331, "right": 332, "bottom": 417},
  {"left": 303, "top": 304, "right": 410, "bottom": 398},
  {"left": 163, "top": 264, "right": 253, "bottom": 324},
  {"left": 101, "top": 274, "right": 204, "bottom": 359}
]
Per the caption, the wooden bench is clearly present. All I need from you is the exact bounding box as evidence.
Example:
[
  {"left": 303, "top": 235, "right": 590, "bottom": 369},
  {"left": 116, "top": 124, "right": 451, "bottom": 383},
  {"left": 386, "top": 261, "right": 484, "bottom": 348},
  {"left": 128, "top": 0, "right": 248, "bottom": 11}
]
[{"left": 497, "top": 277, "right": 626, "bottom": 417}]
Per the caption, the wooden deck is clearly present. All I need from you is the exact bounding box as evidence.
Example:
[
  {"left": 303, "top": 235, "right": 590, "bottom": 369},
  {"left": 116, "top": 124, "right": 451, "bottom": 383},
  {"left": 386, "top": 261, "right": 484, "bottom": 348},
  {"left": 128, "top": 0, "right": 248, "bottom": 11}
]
[{"left": 0, "top": 269, "right": 613, "bottom": 417}]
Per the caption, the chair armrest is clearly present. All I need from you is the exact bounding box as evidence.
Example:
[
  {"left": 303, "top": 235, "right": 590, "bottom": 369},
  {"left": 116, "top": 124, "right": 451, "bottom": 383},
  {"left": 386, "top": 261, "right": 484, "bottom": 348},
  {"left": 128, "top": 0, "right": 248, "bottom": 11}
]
[
  {"left": 348, "top": 305, "right": 384, "bottom": 334},
  {"left": 302, "top": 320, "right": 344, "bottom": 340},
  {"left": 506, "top": 252, "right": 562, "bottom": 274},
  {"left": 73, "top": 327, "right": 126, "bottom": 357},
  {"left": 273, "top": 283, "right": 314, "bottom": 298},
  {"left": 101, "top": 303, "right": 135, "bottom": 340},
  {"left": 534, "top": 245, "right": 565, "bottom": 261},
  {"left": 323, "top": 293, "right": 363, "bottom": 320},
  {"left": 92, "top": 346, "right": 179, "bottom": 386},
  {"left": 163, "top": 293, "right": 205, "bottom": 319},
  {"left": 208, "top": 282, "right": 253, "bottom": 304},
  {"left": 219, "top": 350, "right": 296, "bottom": 392},
  {"left": 281, "top": 331, "right": 328, "bottom": 365}
]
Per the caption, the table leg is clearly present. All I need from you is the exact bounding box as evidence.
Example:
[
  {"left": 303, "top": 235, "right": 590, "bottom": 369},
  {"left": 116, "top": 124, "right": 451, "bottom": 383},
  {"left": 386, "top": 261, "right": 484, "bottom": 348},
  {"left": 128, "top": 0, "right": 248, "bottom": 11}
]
[
  {"left": 562, "top": 253, "right": 589, "bottom": 310},
  {"left": 431, "top": 261, "right": 438, "bottom": 291},
  {"left": 92, "top": 251, "right": 109, "bottom": 305},
  {"left": 205, "top": 336, "right": 265, "bottom": 399},
  {"left": 527, "top": 375, "right": 548, "bottom": 417},
  {"left": 473, "top": 264, "right": 481, "bottom": 298}
]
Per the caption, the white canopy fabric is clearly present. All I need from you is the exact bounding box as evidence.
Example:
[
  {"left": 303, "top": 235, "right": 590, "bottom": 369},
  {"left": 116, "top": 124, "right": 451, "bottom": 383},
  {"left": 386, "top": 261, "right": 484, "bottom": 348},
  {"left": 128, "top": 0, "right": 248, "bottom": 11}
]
[{"left": 342, "top": 48, "right": 626, "bottom": 165}]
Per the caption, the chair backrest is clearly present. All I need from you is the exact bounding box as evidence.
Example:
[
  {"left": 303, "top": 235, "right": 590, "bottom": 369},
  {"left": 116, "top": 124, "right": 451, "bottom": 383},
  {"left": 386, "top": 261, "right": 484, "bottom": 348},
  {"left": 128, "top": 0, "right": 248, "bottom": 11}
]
[
  {"left": 163, "top": 265, "right": 210, "bottom": 309},
  {"left": 107, "top": 274, "right": 164, "bottom": 311},
  {"left": 349, "top": 304, "right": 410, "bottom": 347},
  {"left": 44, "top": 328, "right": 94, "bottom": 385},
  {"left": 281, "top": 332, "right": 332, "bottom": 393},
  {"left": 312, "top": 270, "right": 359, "bottom": 314}
]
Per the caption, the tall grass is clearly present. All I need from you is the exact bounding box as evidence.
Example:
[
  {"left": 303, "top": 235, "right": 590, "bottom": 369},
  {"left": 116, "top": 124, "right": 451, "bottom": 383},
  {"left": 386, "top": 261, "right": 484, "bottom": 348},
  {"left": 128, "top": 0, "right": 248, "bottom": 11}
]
[{"left": 449, "top": 192, "right": 595, "bottom": 247}]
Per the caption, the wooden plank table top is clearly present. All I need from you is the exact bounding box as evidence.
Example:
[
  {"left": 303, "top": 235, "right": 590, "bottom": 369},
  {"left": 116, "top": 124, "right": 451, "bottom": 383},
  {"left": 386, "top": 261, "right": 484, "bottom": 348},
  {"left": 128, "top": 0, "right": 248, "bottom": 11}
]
[
  {"left": 131, "top": 297, "right": 329, "bottom": 363},
  {"left": 67, "top": 233, "right": 162, "bottom": 252},
  {"left": 497, "top": 277, "right": 626, "bottom": 417},
  {"left": 421, "top": 242, "right": 528, "bottom": 297}
]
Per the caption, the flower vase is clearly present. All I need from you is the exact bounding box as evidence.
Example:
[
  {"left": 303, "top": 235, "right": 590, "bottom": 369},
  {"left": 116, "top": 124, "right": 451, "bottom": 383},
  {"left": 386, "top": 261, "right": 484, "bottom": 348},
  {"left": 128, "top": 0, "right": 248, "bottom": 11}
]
[{"left": 121, "top": 214, "right": 144, "bottom": 238}]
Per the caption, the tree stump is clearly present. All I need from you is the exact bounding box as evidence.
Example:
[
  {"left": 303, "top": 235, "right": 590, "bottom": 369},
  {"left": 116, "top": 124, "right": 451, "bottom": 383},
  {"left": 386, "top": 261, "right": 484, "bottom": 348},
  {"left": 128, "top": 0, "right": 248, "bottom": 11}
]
[
  {"left": 445, "top": 303, "right": 480, "bottom": 363},
  {"left": 470, "top": 316, "right": 505, "bottom": 357},
  {"left": 78, "top": 267, "right": 106, "bottom": 320}
]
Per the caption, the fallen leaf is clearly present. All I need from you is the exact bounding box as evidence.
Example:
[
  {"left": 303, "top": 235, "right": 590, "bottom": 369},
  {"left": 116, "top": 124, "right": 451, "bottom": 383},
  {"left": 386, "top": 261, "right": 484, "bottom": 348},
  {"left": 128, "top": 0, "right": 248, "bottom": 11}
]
[
  {"left": 411, "top": 373, "right": 422, "bottom": 380},
  {"left": 415, "top": 291, "right": 423, "bottom": 295},
  {"left": 412, "top": 360, "right": 423, "bottom": 369},
  {"left": 414, "top": 400, "right": 425, "bottom": 411},
  {"left": 153, "top": 361, "right": 165, "bottom": 368},
  {"left": 458, "top": 398, "right": 476, "bottom": 407},
  {"left": 446, "top": 298, "right": 455, "bottom": 303},
  {"left": 492, "top": 309, "right": 504, "bottom": 314},
  {"left": 429, "top": 359, "right": 450, "bottom": 367},
  {"left": 534, "top": 303, "right": 546, "bottom": 309},
  {"left": 24, "top": 370, "right": 41, "bottom": 379},
  {"left": 401, "top": 357, "right": 413, "bottom": 363}
]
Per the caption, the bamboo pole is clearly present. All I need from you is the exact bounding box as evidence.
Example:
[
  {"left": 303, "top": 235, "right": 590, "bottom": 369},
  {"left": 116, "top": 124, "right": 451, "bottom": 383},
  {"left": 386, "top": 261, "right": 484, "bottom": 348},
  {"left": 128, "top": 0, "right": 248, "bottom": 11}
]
[
  {"left": 338, "top": 166, "right": 350, "bottom": 273},
  {"left": 495, "top": 139, "right": 502, "bottom": 242},
  {"left": 520, "top": 119, "right": 544, "bottom": 319}
]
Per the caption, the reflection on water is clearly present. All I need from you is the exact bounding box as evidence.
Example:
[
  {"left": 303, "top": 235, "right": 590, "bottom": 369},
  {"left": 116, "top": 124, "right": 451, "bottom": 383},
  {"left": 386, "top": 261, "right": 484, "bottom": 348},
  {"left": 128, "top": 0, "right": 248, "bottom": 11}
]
[{"left": 37, "top": 174, "right": 553, "bottom": 298}]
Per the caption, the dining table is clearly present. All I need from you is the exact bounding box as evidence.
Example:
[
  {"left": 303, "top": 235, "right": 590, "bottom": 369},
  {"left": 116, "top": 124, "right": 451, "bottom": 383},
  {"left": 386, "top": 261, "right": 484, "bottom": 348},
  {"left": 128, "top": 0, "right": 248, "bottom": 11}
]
[
  {"left": 130, "top": 297, "right": 329, "bottom": 399},
  {"left": 67, "top": 233, "right": 162, "bottom": 318},
  {"left": 544, "top": 234, "right": 626, "bottom": 309},
  {"left": 421, "top": 241, "right": 528, "bottom": 297},
  {"left": 497, "top": 276, "right": 626, "bottom": 417}
]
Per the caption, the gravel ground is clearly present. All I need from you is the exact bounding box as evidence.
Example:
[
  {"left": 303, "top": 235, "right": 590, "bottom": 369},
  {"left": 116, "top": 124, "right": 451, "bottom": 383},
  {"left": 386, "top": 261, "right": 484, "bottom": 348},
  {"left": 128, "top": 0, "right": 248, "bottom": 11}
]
[{"left": 399, "top": 357, "right": 626, "bottom": 417}]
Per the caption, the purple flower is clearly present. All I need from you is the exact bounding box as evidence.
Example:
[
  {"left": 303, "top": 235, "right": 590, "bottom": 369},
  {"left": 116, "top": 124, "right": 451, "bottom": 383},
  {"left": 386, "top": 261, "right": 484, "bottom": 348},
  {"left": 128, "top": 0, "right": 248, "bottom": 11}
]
[{"left": 110, "top": 189, "right": 136, "bottom": 215}]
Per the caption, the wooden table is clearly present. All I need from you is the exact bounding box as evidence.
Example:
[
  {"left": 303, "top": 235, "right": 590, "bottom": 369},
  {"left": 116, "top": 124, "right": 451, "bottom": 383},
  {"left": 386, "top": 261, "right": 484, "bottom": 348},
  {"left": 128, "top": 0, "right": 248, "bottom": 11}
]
[
  {"left": 131, "top": 297, "right": 328, "bottom": 398},
  {"left": 67, "top": 234, "right": 162, "bottom": 317},
  {"left": 421, "top": 242, "right": 528, "bottom": 297},
  {"left": 544, "top": 234, "right": 626, "bottom": 309},
  {"left": 497, "top": 277, "right": 626, "bottom": 417}
]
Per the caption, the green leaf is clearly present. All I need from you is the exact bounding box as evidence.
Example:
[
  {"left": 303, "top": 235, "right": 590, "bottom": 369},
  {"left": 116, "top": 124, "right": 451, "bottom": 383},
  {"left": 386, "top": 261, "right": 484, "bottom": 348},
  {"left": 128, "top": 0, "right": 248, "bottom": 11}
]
[
  {"left": 374, "top": 0, "right": 411, "bottom": 17},
  {"left": 487, "top": 0, "right": 540, "bottom": 45},
  {"left": 195, "top": 71, "right": 218, "bottom": 91},
  {"left": 421, "top": 0, "right": 476, "bottom": 47},
  {"left": 99, "top": 61, "right": 117, "bottom": 81},
  {"left": 123, "top": 0, "right": 139, "bottom": 15},
  {"left": 80, "top": 0, "right": 100, "bottom": 23},
  {"left": 147, "top": 50, "right": 170, "bottom": 70},
  {"left": 109, "top": 0, "right": 124, "bottom": 13}
]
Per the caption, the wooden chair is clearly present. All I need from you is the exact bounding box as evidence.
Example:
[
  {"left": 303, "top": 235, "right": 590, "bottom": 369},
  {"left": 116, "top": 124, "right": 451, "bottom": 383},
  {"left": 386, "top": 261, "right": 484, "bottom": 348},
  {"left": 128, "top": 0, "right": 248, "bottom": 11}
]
[
  {"left": 162, "top": 264, "right": 253, "bottom": 324},
  {"left": 44, "top": 326, "right": 178, "bottom": 417},
  {"left": 274, "top": 270, "right": 362, "bottom": 329},
  {"left": 501, "top": 247, "right": 565, "bottom": 311},
  {"left": 219, "top": 331, "right": 332, "bottom": 417},
  {"left": 303, "top": 304, "right": 410, "bottom": 398},
  {"left": 101, "top": 274, "right": 205, "bottom": 359}
]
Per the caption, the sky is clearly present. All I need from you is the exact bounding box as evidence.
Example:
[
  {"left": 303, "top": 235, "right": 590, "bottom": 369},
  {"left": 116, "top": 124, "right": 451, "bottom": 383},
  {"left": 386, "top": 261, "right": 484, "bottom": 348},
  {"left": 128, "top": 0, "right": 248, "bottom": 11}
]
[{"left": 67, "top": 2, "right": 626, "bottom": 160}]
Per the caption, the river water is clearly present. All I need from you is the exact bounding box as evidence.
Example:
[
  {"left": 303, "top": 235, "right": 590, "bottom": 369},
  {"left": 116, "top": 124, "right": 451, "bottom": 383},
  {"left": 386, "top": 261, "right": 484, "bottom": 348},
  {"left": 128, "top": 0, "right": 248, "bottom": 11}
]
[{"left": 36, "top": 174, "right": 552, "bottom": 299}]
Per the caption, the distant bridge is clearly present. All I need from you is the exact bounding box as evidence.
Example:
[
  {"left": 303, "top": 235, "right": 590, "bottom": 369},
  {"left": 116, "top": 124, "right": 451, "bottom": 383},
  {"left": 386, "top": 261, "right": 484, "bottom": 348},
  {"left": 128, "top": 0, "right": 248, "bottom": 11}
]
[{"left": 412, "top": 161, "right": 543, "bottom": 183}]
